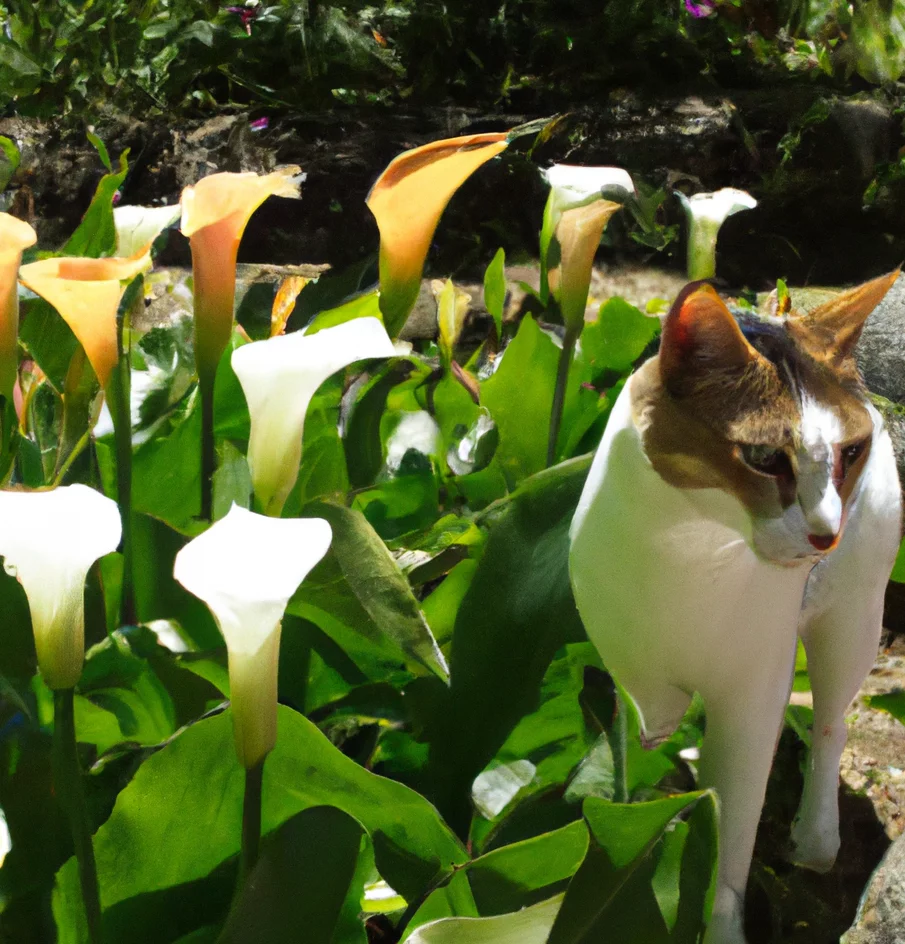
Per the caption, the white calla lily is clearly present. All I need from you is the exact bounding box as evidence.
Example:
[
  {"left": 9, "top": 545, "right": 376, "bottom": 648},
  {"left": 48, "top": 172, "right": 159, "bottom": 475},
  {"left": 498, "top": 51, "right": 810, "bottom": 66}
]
[
  {"left": 540, "top": 165, "right": 635, "bottom": 333},
  {"left": 173, "top": 503, "right": 332, "bottom": 768},
  {"left": 114, "top": 203, "right": 181, "bottom": 257},
  {"left": 677, "top": 187, "right": 758, "bottom": 280},
  {"left": 0, "top": 485, "right": 121, "bottom": 689},
  {"left": 543, "top": 164, "right": 635, "bottom": 216},
  {"left": 232, "top": 317, "right": 396, "bottom": 517}
]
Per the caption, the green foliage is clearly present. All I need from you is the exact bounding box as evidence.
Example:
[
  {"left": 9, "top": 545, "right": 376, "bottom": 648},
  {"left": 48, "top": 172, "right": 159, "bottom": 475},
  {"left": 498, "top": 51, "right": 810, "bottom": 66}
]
[{"left": 2, "top": 0, "right": 902, "bottom": 119}]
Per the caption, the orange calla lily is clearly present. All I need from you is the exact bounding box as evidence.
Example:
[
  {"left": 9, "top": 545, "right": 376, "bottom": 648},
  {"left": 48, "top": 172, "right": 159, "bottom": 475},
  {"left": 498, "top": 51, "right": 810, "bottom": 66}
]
[
  {"left": 547, "top": 200, "right": 623, "bottom": 335},
  {"left": 180, "top": 167, "right": 303, "bottom": 395},
  {"left": 0, "top": 214, "right": 37, "bottom": 401},
  {"left": 18, "top": 249, "right": 150, "bottom": 388},
  {"left": 366, "top": 132, "right": 509, "bottom": 336}
]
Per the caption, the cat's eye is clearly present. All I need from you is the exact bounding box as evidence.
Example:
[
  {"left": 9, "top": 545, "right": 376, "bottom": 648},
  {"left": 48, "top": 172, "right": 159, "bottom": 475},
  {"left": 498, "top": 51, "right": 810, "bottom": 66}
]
[
  {"left": 739, "top": 444, "right": 792, "bottom": 478},
  {"left": 841, "top": 439, "right": 868, "bottom": 476}
]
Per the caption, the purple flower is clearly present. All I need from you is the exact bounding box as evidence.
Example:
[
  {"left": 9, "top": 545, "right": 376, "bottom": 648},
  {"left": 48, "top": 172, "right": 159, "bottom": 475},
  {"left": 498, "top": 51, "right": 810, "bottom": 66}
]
[
  {"left": 226, "top": 4, "right": 258, "bottom": 34},
  {"left": 685, "top": 0, "right": 715, "bottom": 17},
  {"left": 250, "top": 117, "right": 269, "bottom": 132}
]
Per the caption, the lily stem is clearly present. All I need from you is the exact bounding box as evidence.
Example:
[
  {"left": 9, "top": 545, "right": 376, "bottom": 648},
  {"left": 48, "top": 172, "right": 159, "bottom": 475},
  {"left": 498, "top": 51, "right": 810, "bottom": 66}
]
[
  {"left": 51, "top": 430, "right": 92, "bottom": 488},
  {"left": 108, "top": 348, "right": 134, "bottom": 627},
  {"left": 546, "top": 326, "right": 579, "bottom": 468},
  {"left": 610, "top": 692, "right": 629, "bottom": 804},
  {"left": 201, "top": 383, "right": 214, "bottom": 522},
  {"left": 53, "top": 689, "right": 102, "bottom": 944},
  {"left": 240, "top": 760, "right": 264, "bottom": 886}
]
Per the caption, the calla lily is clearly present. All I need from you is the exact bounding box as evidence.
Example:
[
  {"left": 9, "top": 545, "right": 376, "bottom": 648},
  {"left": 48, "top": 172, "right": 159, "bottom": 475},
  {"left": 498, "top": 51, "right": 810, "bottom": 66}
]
[
  {"left": 366, "top": 133, "right": 509, "bottom": 337},
  {"left": 180, "top": 167, "right": 303, "bottom": 521},
  {"left": 18, "top": 250, "right": 151, "bottom": 388},
  {"left": 114, "top": 203, "right": 181, "bottom": 258},
  {"left": 180, "top": 167, "right": 303, "bottom": 396},
  {"left": 0, "top": 214, "right": 37, "bottom": 402},
  {"left": 0, "top": 485, "right": 121, "bottom": 690},
  {"left": 173, "top": 503, "right": 332, "bottom": 768},
  {"left": 541, "top": 165, "right": 635, "bottom": 333},
  {"left": 231, "top": 317, "right": 395, "bottom": 517},
  {"left": 677, "top": 187, "right": 758, "bottom": 281}
]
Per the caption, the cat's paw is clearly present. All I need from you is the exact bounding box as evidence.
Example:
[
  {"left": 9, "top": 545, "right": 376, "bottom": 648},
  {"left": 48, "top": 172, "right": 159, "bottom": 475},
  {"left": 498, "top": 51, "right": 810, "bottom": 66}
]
[{"left": 789, "top": 819, "right": 840, "bottom": 873}]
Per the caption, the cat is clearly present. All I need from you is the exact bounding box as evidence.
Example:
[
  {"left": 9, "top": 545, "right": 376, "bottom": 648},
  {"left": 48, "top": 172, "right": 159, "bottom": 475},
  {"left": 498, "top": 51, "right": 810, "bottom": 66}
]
[{"left": 568, "top": 272, "right": 902, "bottom": 944}]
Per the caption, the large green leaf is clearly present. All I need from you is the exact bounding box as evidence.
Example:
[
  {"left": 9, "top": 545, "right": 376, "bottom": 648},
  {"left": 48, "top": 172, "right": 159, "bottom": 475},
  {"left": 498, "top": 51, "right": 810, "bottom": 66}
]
[
  {"left": 131, "top": 513, "right": 220, "bottom": 649},
  {"left": 305, "top": 502, "right": 448, "bottom": 681},
  {"left": 579, "top": 297, "right": 660, "bottom": 375},
  {"left": 406, "top": 893, "right": 563, "bottom": 944},
  {"left": 53, "top": 707, "right": 466, "bottom": 940},
  {"left": 423, "top": 454, "right": 591, "bottom": 834},
  {"left": 546, "top": 792, "right": 716, "bottom": 944},
  {"left": 480, "top": 316, "right": 558, "bottom": 486},
  {"left": 218, "top": 807, "right": 364, "bottom": 944},
  {"left": 466, "top": 820, "right": 588, "bottom": 915}
]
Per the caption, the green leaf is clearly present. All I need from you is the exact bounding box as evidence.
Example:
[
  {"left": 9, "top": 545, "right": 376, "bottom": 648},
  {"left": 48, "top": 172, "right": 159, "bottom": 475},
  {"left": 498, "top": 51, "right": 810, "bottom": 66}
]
[
  {"left": 344, "top": 362, "right": 416, "bottom": 490},
  {"left": 672, "top": 792, "right": 718, "bottom": 941},
  {"left": 86, "top": 131, "right": 112, "bottom": 173},
  {"left": 422, "top": 560, "right": 477, "bottom": 648},
  {"left": 436, "top": 279, "right": 470, "bottom": 367},
  {"left": 218, "top": 807, "right": 364, "bottom": 944},
  {"left": 467, "top": 820, "right": 588, "bottom": 915},
  {"left": 890, "top": 534, "right": 905, "bottom": 583},
  {"left": 480, "top": 316, "right": 558, "bottom": 486},
  {"left": 306, "top": 291, "right": 382, "bottom": 335},
  {"left": 212, "top": 440, "right": 251, "bottom": 519},
  {"left": 490, "top": 643, "right": 600, "bottom": 805},
  {"left": 483, "top": 248, "right": 506, "bottom": 339},
  {"left": 546, "top": 792, "right": 713, "bottom": 944},
  {"left": 306, "top": 502, "right": 448, "bottom": 681},
  {"left": 0, "top": 135, "right": 21, "bottom": 191},
  {"left": 53, "top": 706, "right": 466, "bottom": 940},
  {"left": 865, "top": 690, "right": 905, "bottom": 725},
  {"left": 79, "top": 630, "right": 177, "bottom": 745},
  {"left": 406, "top": 893, "right": 563, "bottom": 944},
  {"left": 579, "top": 297, "right": 660, "bottom": 375},
  {"left": 18, "top": 297, "right": 80, "bottom": 393},
  {"left": 131, "top": 513, "right": 221, "bottom": 650},
  {"left": 63, "top": 148, "right": 129, "bottom": 258},
  {"left": 100, "top": 401, "right": 202, "bottom": 532},
  {"left": 424, "top": 455, "right": 591, "bottom": 833}
]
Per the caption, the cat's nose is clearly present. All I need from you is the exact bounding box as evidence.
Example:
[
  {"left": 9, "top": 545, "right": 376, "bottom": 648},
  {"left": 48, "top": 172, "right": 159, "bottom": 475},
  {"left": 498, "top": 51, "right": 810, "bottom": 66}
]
[{"left": 807, "top": 533, "right": 837, "bottom": 552}]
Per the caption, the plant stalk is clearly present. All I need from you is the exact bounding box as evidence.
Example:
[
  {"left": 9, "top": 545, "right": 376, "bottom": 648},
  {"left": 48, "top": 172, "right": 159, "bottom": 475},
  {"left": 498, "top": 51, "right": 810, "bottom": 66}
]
[
  {"left": 53, "top": 689, "right": 102, "bottom": 944},
  {"left": 546, "top": 327, "right": 579, "bottom": 468},
  {"left": 610, "top": 693, "right": 629, "bottom": 804},
  {"left": 240, "top": 760, "right": 264, "bottom": 885},
  {"left": 201, "top": 381, "right": 214, "bottom": 522},
  {"left": 108, "top": 328, "right": 134, "bottom": 626}
]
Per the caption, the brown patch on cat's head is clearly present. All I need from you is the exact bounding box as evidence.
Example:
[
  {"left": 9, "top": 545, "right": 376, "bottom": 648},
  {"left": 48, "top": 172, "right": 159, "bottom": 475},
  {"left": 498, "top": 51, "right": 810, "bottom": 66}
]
[{"left": 657, "top": 283, "right": 794, "bottom": 448}]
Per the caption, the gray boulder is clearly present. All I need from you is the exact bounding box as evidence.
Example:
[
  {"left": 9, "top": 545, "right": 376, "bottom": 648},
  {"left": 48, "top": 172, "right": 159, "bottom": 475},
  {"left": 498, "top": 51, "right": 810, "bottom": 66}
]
[{"left": 843, "top": 832, "right": 905, "bottom": 944}]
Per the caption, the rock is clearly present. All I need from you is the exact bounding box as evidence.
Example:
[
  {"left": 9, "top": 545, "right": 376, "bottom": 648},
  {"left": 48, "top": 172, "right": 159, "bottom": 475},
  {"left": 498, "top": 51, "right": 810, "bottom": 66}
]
[
  {"left": 843, "top": 833, "right": 905, "bottom": 943},
  {"left": 859, "top": 272, "right": 905, "bottom": 406}
]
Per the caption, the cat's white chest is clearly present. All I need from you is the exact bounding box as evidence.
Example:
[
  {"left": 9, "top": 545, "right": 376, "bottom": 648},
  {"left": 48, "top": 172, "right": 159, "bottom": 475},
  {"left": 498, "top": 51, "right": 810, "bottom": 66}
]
[{"left": 569, "top": 376, "right": 812, "bottom": 713}]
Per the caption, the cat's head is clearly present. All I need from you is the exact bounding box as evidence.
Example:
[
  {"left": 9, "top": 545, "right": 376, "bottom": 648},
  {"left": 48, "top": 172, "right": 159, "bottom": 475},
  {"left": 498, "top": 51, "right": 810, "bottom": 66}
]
[{"left": 637, "top": 271, "right": 898, "bottom": 564}]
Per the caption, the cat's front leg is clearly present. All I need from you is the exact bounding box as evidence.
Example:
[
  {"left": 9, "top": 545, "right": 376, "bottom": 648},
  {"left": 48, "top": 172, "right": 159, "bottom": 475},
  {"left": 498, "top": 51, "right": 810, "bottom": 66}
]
[
  {"left": 792, "top": 421, "right": 900, "bottom": 871},
  {"left": 791, "top": 592, "right": 886, "bottom": 870},
  {"left": 699, "top": 638, "right": 799, "bottom": 944}
]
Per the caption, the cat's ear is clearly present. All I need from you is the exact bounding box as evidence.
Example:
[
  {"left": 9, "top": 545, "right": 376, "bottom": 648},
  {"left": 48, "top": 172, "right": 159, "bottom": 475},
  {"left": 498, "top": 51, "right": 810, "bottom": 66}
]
[
  {"left": 660, "top": 282, "right": 758, "bottom": 396},
  {"left": 791, "top": 269, "right": 899, "bottom": 364}
]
